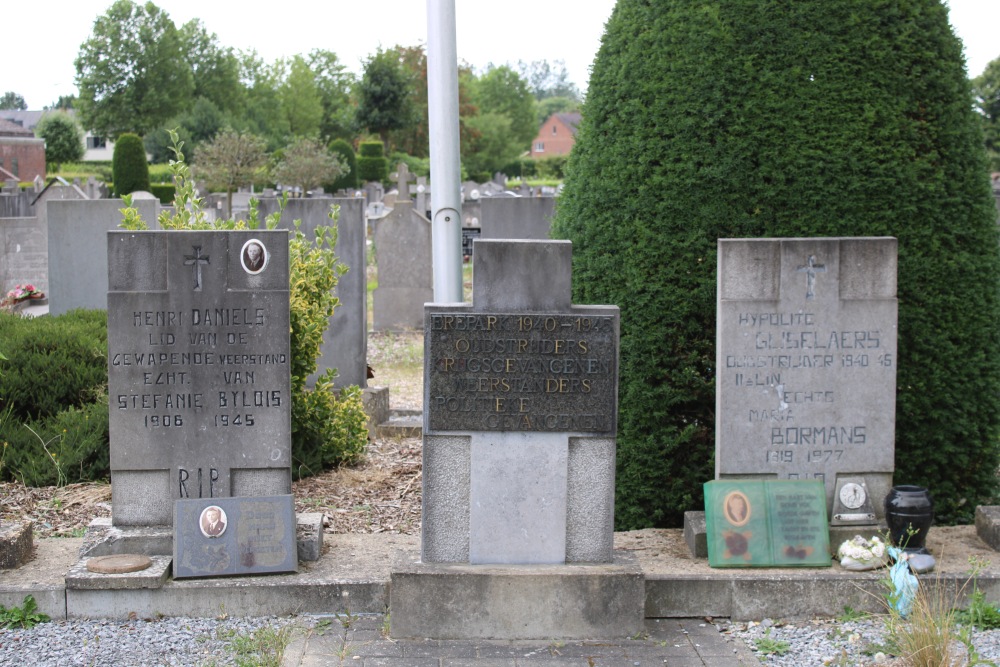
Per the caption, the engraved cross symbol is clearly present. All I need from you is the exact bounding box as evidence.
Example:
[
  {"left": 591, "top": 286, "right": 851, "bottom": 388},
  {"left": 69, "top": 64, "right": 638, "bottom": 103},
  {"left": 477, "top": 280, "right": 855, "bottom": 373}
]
[
  {"left": 183, "top": 245, "right": 210, "bottom": 291},
  {"left": 796, "top": 255, "right": 826, "bottom": 300}
]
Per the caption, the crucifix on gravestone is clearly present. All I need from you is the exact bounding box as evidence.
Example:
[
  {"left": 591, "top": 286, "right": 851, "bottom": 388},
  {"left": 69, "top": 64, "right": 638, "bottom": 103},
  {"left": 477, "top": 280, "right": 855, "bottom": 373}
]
[
  {"left": 796, "top": 254, "right": 826, "bottom": 300},
  {"left": 183, "top": 245, "right": 210, "bottom": 291},
  {"left": 422, "top": 239, "right": 620, "bottom": 564},
  {"left": 107, "top": 230, "right": 292, "bottom": 526},
  {"left": 391, "top": 163, "right": 415, "bottom": 200}
]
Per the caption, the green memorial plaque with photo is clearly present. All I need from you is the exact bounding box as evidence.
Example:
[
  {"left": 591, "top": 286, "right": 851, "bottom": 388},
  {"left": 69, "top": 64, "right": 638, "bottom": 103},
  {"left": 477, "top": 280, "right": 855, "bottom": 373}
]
[{"left": 705, "top": 480, "right": 831, "bottom": 568}]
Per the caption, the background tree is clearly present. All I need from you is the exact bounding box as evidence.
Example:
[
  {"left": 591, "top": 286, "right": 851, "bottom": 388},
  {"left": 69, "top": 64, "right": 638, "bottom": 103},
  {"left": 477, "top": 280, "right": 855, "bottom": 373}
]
[
  {"left": 35, "top": 112, "right": 84, "bottom": 170},
  {"left": 973, "top": 55, "right": 1000, "bottom": 171},
  {"left": 47, "top": 95, "right": 76, "bottom": 111},
  {"left": 194, "top": 129, "right": 268, "bottom": 213},
  {"left": 0, "top": 92, "right": 27, "bottom": 110},
  {"left": 272, "top": 137, "right": 346, "bottom": 193},
  {"left": 517, "top": 59, "right": 582, "bottom": 102},
  {"left": 112, "top": 133, "right": 151, "bottom": 196},
  {"left": 355, "top": 48, "right": 416, "bottom": 150},
  {"left": 553, "top": 0, "right": 1000, "bottom": 527},
  {"left": 472, "top": 65, "right": 537, "bottom": 149},
  {"left": 280, "top": 55, "right": 324, "bottom": 138},
  {"left": 308, "top": 49, "right": 355, "bottom": 144},
  {"left": 178, "top": 19, "right": 243, "bottom": 116},
  {"left": 237, "top": 49, "right": 290, "bottom": 151},
  {"left": 75, "top": 0, "right": 194, "bottom": 139}
]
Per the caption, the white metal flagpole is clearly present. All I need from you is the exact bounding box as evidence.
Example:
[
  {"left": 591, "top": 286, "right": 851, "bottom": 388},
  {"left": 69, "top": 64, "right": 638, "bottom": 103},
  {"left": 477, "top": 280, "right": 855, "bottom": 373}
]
[{"left": 426, "top": 0, "right": 464, "bottom": 303}]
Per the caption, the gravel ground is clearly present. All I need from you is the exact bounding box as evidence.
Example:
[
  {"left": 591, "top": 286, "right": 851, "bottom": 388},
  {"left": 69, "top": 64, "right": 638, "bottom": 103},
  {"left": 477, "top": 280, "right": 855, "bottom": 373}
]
[
  {"left": 0, "top": 615, "right": 303, "bottom": 666},
  {"left": 734, "top": 616, "right": 1000, "bottom": 666}
]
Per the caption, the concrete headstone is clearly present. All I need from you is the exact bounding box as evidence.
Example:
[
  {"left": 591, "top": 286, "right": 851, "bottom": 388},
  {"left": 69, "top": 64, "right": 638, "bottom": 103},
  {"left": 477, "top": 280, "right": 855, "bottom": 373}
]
[
  {"left": 373, "top": 201, "right": 432, "bottom": 332},
  {"left": 716, "top": 237, "right": 898, "bottom": 517},
  {"left": 422, "top": 239, "right": 619, "bottom": 564},
  {"left": 107, "top": 230, "right": 291, "bottom": 526}
]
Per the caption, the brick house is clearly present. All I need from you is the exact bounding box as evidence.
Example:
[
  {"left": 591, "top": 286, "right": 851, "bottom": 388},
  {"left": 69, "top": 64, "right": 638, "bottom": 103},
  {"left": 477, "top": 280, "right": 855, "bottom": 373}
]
[
  {"left": 0, "top": 109, "right": 115, "bottom": 163},
  {"left": 529, "top": 112, "right": 581, "bottom": 159},
  {"left": 0, "top": 118, "right": 45, "bottom": 181}
]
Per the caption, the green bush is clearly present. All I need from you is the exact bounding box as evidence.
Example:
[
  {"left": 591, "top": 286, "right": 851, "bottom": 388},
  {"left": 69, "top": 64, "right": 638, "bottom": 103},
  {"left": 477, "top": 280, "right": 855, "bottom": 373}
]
[
  {"left": 111, "top": 133, "right": 150, "bottom": 197},
  {"left": 356, "top": 141, "right": 388, "bottom": 183},
  {"left": 149, "top": 183, "right": 175, "bottom": 204},
  {"left": 0, "top": 393, "right": 109, "bottom": 486},
  {"left": 0, "top": 309, "right": 108, "bottom": 422},
  {"left": 327, "top": 139, "right": 359, "bottom": 191},
  {"left": 552, "top": 0, "right": 1000, "bottom": 527}
]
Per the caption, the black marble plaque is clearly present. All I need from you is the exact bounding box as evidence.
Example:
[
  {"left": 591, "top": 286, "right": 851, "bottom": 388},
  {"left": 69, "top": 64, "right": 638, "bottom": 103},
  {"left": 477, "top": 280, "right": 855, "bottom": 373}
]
[
  {"left": 172, "top": 495, "right": 297, "bottom": 578},
  {"left": 427, "top": 312, "right": 618, "bottom": 433}
]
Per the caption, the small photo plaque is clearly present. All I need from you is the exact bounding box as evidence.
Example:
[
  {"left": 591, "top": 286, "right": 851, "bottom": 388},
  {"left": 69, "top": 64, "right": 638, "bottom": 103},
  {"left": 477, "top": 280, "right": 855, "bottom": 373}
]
[
  {"left": 173, "top": 495, "right": 297, "bottom": 578},
  {"left": 705, "top": 480, "right": 831, "bottom": 568}
]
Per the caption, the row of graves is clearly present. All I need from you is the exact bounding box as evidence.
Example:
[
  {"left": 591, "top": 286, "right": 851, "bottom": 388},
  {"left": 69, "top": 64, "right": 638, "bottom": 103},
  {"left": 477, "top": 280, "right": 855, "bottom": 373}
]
[{"left": 5, "top": 183, "right": 999, "bottom": 633}]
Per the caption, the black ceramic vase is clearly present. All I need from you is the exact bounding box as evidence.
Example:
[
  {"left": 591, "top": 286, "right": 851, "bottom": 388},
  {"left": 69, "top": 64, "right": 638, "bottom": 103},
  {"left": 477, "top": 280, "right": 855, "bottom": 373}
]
[{"left": 884, "top": 485, "right": 934, "bottom": 555}]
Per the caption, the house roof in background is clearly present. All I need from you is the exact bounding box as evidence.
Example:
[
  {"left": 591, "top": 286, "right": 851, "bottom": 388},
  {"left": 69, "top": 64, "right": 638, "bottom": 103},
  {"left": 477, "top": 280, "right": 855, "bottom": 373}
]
[
  {"left": 555, "top": 112, "right": 582, "bottom": 135},
  {"left": 0, "top": 110, "right": 46, "bottom": 132},
  {"left": 0, "top": 117, "right": 36, "bottom": 137}
]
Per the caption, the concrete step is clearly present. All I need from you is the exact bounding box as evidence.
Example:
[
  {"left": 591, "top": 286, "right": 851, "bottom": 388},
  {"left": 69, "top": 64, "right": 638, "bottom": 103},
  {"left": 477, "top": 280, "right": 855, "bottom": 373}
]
[{"left": 375, "top": 409, "right": 422, "bottom": 438}]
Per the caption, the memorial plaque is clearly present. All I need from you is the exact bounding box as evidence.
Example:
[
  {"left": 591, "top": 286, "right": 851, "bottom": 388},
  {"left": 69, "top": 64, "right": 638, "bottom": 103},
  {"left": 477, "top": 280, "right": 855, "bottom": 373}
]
[
  {"left": 172, "top": 495, "right": 297, "bottom": 578},
  {"left": 427, "top": 312, "right": 617, "bottom": 434},
  {"left": 705, "top": 480, "right": 831, "bottom": 568},
  {"left": 107, "top": 230, "right": 291, "bottom": 525},
  {"left": 716, "top": 237, "right": 897, "bottom": 514}
]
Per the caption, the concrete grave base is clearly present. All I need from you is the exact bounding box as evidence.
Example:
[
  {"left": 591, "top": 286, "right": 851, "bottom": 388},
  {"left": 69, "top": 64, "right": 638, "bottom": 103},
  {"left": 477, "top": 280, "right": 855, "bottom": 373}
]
[
  {"left": 0, "top": 522, "right": 33, "bottom": 569},
  {"left": 683, "top": 511, "right": 708, "bottom": 558},
  {"left": 82, "top": 513, "right": 324, "bottom": 563},
  {"left": 66, "top": 556, "right": 171, "bottom": 590},
  {"left": 389, "top": 551, "right": 644, "bottom": 640}
]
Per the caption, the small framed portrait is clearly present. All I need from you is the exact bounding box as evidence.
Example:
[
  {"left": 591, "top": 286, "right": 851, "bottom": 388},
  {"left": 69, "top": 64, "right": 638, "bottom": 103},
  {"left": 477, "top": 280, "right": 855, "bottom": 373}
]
[
  {"left": 723, "top": 490, "right": 751, "bottom": 527},
  {"left": 199, "top": 505, "right": 228, "bottom": 538},
  {"left": 241, "top": 239, "right": 268, "bottom": 275}
]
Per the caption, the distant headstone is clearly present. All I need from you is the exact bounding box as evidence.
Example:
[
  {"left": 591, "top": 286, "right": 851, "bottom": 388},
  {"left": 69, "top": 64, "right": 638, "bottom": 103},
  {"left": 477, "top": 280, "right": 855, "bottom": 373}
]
[
  {"left": 48, "top": 198, "right": 160, "bottom": 315},
  {"left": 480, "top": 197, "right": 556, "bottom": 241},
  {"left": 172, "top": 495, "right": 297, "bottom": 578},
  {"left": 704, "top": 479, "right": 831, "bottom": 567},
  {"left": 107, "top": 230, "right": 291, "bottom": 526},
  {"left": 373, "top": 201, "right": 432, "bottom": 331},
  {"left": 391, "top": 163, "right": 415, "bottom": 200},
  {"left": 414, "top": 177, "right": 429, "bottom": 217},
  {"left": 423, "top": 239, "right": 619, "bottom": 564},
  {"left": 716, "top": 238, "right": 898, "bottom": 518}
]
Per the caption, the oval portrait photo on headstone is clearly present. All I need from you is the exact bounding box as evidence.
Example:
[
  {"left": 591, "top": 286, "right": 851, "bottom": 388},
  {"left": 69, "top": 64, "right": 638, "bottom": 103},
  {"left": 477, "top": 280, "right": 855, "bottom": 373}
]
[
  {"left": 723, "top": 490, "right": 751, "bottom": 527},
  {"left": 199, "top": 505, "right": 228, "bottom": 538},
  {"left": 241, "top": 239, "right": 268, "bottom": 275}
]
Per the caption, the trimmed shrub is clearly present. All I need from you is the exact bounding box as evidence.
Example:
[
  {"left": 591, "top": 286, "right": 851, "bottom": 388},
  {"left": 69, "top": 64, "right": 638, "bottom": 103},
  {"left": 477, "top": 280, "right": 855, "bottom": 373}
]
[
  {"left": 149, "top": 183, "right": 175, "bottom": 204},
  {"left": 112, "top": 133, "right": 150, "bottom": 196},
  {"left": 328, "top": 139, "right": 359, "bottom": 190},
  {"left": 356, "top": 141, "right": 388, "bottom": 183},
  {"left": 0, "top": 309, "right": 108, "bottom": 422},
  {"left": 552, "top": 0, "right": 1000, "bottom": 527}
]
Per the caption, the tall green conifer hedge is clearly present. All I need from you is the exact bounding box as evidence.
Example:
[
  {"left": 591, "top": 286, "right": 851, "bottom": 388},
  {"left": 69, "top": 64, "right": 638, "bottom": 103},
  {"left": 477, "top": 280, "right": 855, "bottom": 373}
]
[{"left": 552, "top": 0, "right": 1000, "bottom": 526}]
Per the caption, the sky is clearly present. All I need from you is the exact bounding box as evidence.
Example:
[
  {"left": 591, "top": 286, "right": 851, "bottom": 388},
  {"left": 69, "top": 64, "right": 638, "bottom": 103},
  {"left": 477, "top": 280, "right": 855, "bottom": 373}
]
[{"left": 3, "top": 0, "right": 998, "bottom": 111}]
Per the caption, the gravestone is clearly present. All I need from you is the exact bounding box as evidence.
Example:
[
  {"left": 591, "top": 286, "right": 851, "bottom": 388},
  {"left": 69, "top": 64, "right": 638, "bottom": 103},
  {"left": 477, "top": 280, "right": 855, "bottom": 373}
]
[
  {"left": 253, "top": 197, "right": 368, "bottom": 389},
  {"left": 422, "top": 239, "right": 619, "bottom": 564},
  {"left": 391, "top": 163, "right": 415, "bottom": 200},
  {"left": 391, "top": 239, "right": 641, "bottom": 640},
  {"left": 480, "top": 196, "right": 556, "bottom": 241},
  {"left": 48, "top": 198, "right": 160, "bottom": 315},
  {"left": 414, "top": 177, "right": 430, "bottom": 218},
  {"left": 107, "top": 230, "right": 291, "bottom": 526},
  {"left": 716, "top": 237, "right": 898, "bottom": 521},
  {"left": 373, "top": 201, "right": 432, "bottom": 332}
]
